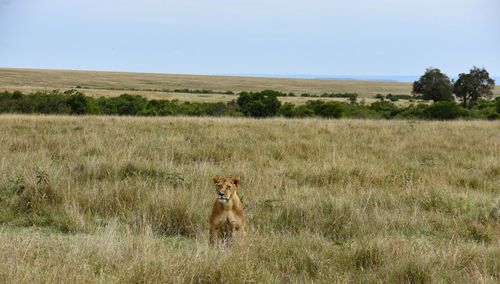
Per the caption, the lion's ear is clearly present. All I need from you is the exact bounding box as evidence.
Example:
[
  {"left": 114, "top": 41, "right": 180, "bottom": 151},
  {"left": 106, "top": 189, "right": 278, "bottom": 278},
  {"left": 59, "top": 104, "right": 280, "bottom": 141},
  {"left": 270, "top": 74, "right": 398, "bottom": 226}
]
[
  {"left": 212, "top": 175, "right": 222, "bottom": 184},
  {"left": 232, "top": 176, "right": 241, "bottom": 186}
]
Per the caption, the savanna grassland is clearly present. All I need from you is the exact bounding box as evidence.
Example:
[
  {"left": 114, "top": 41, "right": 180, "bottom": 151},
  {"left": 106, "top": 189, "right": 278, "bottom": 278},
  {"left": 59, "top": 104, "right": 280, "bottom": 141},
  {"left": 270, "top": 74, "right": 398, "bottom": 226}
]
[
  {"left": 0, "top": 115, "right": 499, "bottom": 283},
  {"left": 0, "top": 68, "right": 418, "bottom": 106},
  {"left": 2, "top": 68, "right": 499, "bottom": 107},
  {"left": 0, "top": 68, "right": 415, "bottom": 97}
]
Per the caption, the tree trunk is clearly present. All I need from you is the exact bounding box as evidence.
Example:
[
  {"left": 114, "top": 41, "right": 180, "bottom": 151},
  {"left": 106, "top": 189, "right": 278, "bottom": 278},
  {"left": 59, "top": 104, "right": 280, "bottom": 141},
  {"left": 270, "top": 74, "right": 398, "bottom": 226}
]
[{"left": 462, "top": 96, "right": 467, "bottom": 108}]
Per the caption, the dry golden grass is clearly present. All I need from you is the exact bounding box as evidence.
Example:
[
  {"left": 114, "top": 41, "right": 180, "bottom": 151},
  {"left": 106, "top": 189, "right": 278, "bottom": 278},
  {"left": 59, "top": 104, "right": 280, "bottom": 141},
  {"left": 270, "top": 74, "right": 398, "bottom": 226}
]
[
  {"left": 0, "top": 67, "right": 419, "bottom": 97},
  {"left": 0, "top": 115, "right": 499, "bottom": 283}
]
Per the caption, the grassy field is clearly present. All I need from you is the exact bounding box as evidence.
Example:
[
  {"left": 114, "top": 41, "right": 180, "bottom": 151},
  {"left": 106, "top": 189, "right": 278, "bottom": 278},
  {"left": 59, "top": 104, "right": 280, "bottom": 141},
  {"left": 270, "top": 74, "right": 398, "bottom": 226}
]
[
  {"left": 3, "top": 68, "right": 498, "bottom": 107},
  {"left": 0, "top": 115, "right": 498, "bottom": 283},
  {"left": 0, "top": 68, "right": 422, "bottom": 99}
]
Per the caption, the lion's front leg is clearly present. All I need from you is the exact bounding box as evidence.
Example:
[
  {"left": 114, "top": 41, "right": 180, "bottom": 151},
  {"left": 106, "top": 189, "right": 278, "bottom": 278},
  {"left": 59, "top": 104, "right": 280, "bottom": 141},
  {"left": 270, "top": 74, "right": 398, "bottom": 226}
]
[
  {"left": 236, "top": 226, "right": 245, "bottom": 238},
  {"left": 231, "top": 221, "right": 245, "bottom": 243},
  {"left": 209, "top": 225, "right": 219, "bottom": 245}
]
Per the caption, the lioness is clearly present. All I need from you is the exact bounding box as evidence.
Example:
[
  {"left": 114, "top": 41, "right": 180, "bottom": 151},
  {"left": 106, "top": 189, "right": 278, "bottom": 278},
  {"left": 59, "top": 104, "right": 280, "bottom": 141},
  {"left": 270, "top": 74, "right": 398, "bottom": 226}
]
[{"left": 209, "top": 175, "right": 244, "bottom": 246}]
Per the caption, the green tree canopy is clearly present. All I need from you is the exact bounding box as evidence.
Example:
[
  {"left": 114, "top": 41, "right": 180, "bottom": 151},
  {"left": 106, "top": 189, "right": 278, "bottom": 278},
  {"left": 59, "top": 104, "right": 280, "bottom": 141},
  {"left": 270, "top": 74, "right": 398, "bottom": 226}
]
[
  {"left": 453, "top": 67, "right": 495, "bottom": 108},
  {"left": 412, "top": 68, "right": 454, "bottom": 102}
]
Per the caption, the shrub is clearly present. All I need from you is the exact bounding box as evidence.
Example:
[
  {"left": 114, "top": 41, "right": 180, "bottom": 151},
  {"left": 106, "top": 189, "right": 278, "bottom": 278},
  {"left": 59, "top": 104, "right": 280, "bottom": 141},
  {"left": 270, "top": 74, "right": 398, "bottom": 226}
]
[
  {"left": 397, "top": 104, "right": 429, "bottom": 119},
  {"left": 343, "top": 104, "right": 381, "bottom": 119},
  {"left": 386, "top": 94, "right": 399, "bottom": 101},
  {"left": 236, "top": 90, "right": 282, "bottom": 117},
  {"left": 369, "top": 101, "right": 400, "bottom": 118},
  {"left": 279, "top": 102, "right": 296, "bottom": 118},
  {"left": 486, "top": 111, "right": 500, "bottom": 120},
  {"left": 319, "top": 92, "right": 358, "bottom": 100},
  {"left": 112, "top": 94, "right": 148, "bottom": 115},
  {"left": 386, "top": 94, "right": 413, "bottom": 101},
  {"left": 425, "top": 101, "right": 466, "bottom": 120},
  {"left": 64, "top": 89, "right": 97, "bottom": 114},
  {"left": 306, "top": 101, "right": 344, "bottom": 118},
  {"left": 294, "top": 105, "right": 315, "bottom": 117},
  {"left": 21, "top": 91, "right": 71, "bottom": 114},
  {"left": 0, "top": 89, "right": 494, "bottom": 121}
]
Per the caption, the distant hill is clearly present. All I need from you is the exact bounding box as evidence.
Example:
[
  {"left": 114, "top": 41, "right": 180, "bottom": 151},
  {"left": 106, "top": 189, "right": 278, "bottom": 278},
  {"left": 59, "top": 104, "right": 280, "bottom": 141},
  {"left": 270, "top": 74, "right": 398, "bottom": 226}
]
[
  {"left": 218, "top": 73, "right": 420, "bottom": 82},
  {"left": 0, "top": 68, "right": 414, "bottom": 97},
  {"left": 221, "top": 74, "right": 500, "bottom": 83},
  {"left": 0, "top": 68, "right": 498, "bottom": 97}
]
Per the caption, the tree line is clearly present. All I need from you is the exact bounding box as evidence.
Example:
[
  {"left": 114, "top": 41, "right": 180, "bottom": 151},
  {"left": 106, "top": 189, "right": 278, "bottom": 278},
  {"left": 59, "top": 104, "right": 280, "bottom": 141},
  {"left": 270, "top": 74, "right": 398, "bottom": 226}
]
[{"left": 1, "top": 88, "right": 499, "bottom": 120}]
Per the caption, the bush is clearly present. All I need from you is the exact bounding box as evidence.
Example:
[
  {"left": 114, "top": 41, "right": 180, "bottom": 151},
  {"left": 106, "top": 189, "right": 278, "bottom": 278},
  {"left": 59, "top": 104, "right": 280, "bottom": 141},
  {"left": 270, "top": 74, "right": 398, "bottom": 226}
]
[
  {"left": 319, "top": 92, "right": 358, "bottom": 100},
  {"left": 279, "top": 102, "right": 296, "bottom": 118},
  {"left": 396, "top": 104, "right": 429, "bottom": 119},
  {"left": 236, "top": 90, "right": 282, "bottom": 117},
  {"left": 97, "top": 94, "right": 149, "bottom": 115},
  {"left": 369, "top": 101, "right": 400, "bottom": 119},
  {"left": 424, "top": 101, "right": 466, "bottom": 120},
  {"left": 294, "top": 105, "right": 315, "bottom": 117},
  {"left": 343, "top": 104, "right": 381, "bottom": 119},
  {"left": 64, "top": 90, "right": 97, "bottom": 114},
  {"left": 386, "top": 94, "right": 399, "bottom": 101},
  {"left": 306, "top": 101, "right": 344, "bottom": 118},
  {"left": 0, "top": 89, "right": 495, "bottom": 121},
  {"left": 0, "top": 91, "right": 22, "bottom": 113},
  {"left": 486, "top": 111, "right": 500, "bottom": 120},
  {"left": 386, "top": 94, "right": 413, "bottom": 101},
  {"left": 112, "top": 94, "right": 148, "bottom": 115}
]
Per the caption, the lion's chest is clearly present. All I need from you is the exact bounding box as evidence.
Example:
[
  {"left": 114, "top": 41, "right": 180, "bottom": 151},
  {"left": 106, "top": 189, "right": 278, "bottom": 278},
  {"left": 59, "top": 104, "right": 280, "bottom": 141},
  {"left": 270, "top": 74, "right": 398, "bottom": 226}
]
[{"left": 213, "top": 211, "right": 239, "bottom": 230}]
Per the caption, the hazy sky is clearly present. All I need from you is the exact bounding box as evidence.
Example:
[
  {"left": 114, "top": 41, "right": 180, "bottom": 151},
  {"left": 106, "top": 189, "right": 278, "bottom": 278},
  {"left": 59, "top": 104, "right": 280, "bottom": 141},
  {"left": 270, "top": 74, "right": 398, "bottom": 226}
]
[{"left": 1, "top": 0, "right": 499, "bottom": 77}]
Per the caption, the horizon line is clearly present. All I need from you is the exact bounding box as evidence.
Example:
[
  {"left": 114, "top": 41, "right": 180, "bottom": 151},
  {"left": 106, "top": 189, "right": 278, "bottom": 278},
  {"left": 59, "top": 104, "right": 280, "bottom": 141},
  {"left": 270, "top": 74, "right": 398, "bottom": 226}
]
[{"left": 1, "top": 66, "right": 498, "bottom": 84}]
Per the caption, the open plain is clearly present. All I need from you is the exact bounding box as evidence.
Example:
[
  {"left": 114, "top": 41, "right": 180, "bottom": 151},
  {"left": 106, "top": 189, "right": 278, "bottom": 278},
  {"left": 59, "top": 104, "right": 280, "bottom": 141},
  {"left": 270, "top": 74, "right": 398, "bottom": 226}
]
[
  {"left": 0, "top": 115, "right": 498, "bottom": 283},
  {"left": 0, "top": 68, "right": 416, "bottom": 96}
]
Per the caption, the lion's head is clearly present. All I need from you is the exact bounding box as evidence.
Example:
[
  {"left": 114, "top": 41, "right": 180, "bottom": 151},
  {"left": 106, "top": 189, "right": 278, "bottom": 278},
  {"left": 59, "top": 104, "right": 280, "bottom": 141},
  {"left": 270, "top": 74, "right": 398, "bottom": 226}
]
[{"left": 212, "top": 175, "right": 240, "bottom": 203}]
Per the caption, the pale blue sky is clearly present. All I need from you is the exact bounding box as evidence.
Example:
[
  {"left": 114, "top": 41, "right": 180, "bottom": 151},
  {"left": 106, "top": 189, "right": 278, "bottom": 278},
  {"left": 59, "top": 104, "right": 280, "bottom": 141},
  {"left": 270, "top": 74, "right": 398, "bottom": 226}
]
[{"left": 1, "top": 0, "right": 499, "bottom": 79}]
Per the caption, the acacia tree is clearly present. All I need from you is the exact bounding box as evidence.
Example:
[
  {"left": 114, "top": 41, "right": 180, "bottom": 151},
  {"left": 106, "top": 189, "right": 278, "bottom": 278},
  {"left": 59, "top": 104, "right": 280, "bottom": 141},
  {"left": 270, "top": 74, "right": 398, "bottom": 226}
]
[
  {"left": 453, "top": 67, "right": 495, "bottom": 108},
  {"left": 412, "top": 68, "right": 454, "bottom": 102}
]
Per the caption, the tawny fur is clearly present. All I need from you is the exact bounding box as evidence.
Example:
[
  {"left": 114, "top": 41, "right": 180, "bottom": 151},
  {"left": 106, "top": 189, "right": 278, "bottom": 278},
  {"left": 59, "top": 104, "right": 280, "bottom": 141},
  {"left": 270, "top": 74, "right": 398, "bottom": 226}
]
[{"left": 209, "top": 176, "right": 244, "bottom": 246}]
